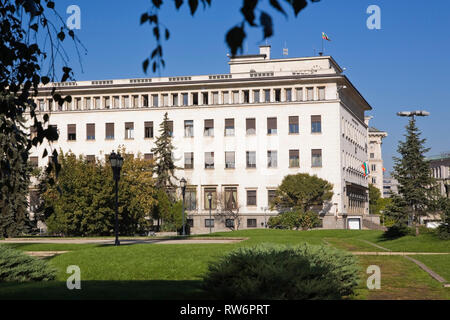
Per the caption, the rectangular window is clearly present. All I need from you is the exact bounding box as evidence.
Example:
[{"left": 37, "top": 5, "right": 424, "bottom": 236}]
[
  {"left": 186, "top": 189, "right": 197, "bottom": 210},
  {"left": 67, "top": 124, "right": 76, "bottom": 141},
  {"left": 132, "top": 95, "right": 139, "bottom": 108},
  {"left": 370, "top": 153, "right": 375, "bottom": 159},
  {"left": 75, "top": 98, "right": 81, "bottom": 110},
  {"left": 223, "top": 91, "right": 229, "bottom": 104},
  {"left": 268, "top": 190, "right": 276, "bottom": 206},
  {"left": 296, "top": 88, "right": 303, "bottom": 101},
  {"left": 318, "top": 87, "right": 326, "bottom": 100},
  {"left": 371, "top": 164, "right": 377, "bottom": 172},
  {"left": 202, "top": 92, "right": 209, "bottom": 105},
  {"left": 253, "top": 90, "right": 260, "bottom": 103},
  {"left": 247, "top": 190, "right": 257, "bottom": 206},
  {"left": 204, "top": 188, "right": 217, "bottom": 210},
  {"left": 274, "top": 89, "right": 281, "bottom": 102},
  {"left": 185, "top": 152, "right": 194, "bottom": 169},
  {"left": 243, "top": 90, "right": 250, "bottom": 103},
  {"left": 104, "top": 97, "right": 110, "bottom": 109},
  {"left": 123, "top": 96, "right": 130, "bottom": 108},
  {"left": 312, "top": 149, "right": 322, "bottom": 167},
  {"left": 142, "top": 94, "right": 149, "bottom": 107},
  {"left": 204, "top": 119, "right": 214, "bottom": 137},
  {"left": 311, "top": 115, "right": 322, "bottom": 133},
  {"left": 246, "top": 151, "right": 256, "bottom": 168},
  {"left": 162, "top": 94, "right": 169, "bottom": 107},
  {"left": 212, "top": 92, "right": 219, "bottom": 104},
  {"left": 205, "top": 152, "right": 214, "bottom": 169},
  {"left": 105, "top": 123, "right": 114, "bottom": 140},
  {"left": 224, "top": 187, "right": 238, "bottom": 210},
  {"left": 225, "top": 118, "right": 235, "bottom": 136},
  {"left": 184, "top": 120, "right": 194, "bottom": 137},
  {"left": 247, "top": 219, "right": 257, "bottom": 228},
  {"left": 267, "top": 117, "right": 277, "bottom": 135},
  {"left": 233, "top": 91, "right": 239, "bottom": 104},
  {"left": 85, "top": 97, "right": 91, "bottom": 110},
  {"left": 246, "top": 118, "right": 256, "bottom": 135},
  {"left": 307, "top": 87, "right": 314, "bottom": 101},
  {"left": 94, "top": 97, "right": 101, "bottom": 109},
  {"left": 289, "top": 116, "right": 299, "bottom": 134},
  {"left": 86, "top": 123, "right": 95, "bottom": 140},
  {"left": 187, "top": 219, "right": 194, "bottom": 227},
  {"left": 205, "top": 219, "right": 215, "bottom": 228},
  {"left": 225, "top": 219, "right": 235, "bottom": 228},
  {"left": 113, "top": 96, "right": 120, "bottom": 109},
  {"left": 125, "top": 122, "right": 134, "bottom": 139},
  {"left": 152, "top": 94, "right": 158, "bottom": 107},
  {"left": 264, "top": 89, "right": 270, "bottom": 102},
  {"left": 172, "top": 93, "right": 178, "bottom": 106},
  {"left": 289, "top": 150, "right": 300, "bottom": 168},
  {"left": 225, "top": 152, "right": 235, "bottom": 169},
  {"left": 145, "top": 121, "right": 154, "bottom": 138},
  {"left": 192, "top": 92, "right": 199, "bottom": 105},
  {"left": 29, "top": 156, "right": 39, "bottom": 168},
  {"left": 267, "top": 151, "right": 278, "bottom": 168},
  {"left": 167, "top": 121, "right": 174, "bottom": 137},
  {"left": 144, "top": 153, "right": 153, "bottom": 161},
  {"left": 38, "top": 100, "right": 45, "bottom": 111},
  {"left": 182, "top": 93, "right": 188, "bottom": 106},
  {"left": 286, "top": 89, "right": 292, "bottom": 102}
]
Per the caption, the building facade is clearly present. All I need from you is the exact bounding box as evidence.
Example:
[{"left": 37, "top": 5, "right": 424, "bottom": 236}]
[
  {"left": 365, "top": 121, "right": 387, "bottom": 196},
  {"left": 429, "top": 152, "right": 450, "bottom": 198},
  {"left": 28, "top": 46, "right": 377, "bottom": 233}
]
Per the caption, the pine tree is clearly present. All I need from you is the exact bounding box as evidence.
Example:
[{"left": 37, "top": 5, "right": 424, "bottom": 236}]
[
  {"left": 151, "top": 113, "right": 178, "bottom": 192},
  {"left": 391, "top": 117, "right": 436, "bottom": 236}
]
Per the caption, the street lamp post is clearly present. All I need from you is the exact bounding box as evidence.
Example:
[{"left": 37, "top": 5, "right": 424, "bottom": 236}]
[
  {"left": 180, "top": 178, "right": 186, "bottom": 236},
  {"left": 109, "top": 151, "right": 124, "bottom": 246},
  {"left": 207, "top": 193, "right": 212, "bottom": 234},
  {"left": 396, "top": 110, "right": 430, "bottom": 232}
]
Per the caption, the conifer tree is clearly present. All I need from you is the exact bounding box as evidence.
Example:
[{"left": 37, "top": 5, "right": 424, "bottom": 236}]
[{"left": 391, "top": 117, "right": 436, "bottom": 236}]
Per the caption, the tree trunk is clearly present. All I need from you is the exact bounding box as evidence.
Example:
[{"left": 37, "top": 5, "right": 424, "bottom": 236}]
[{"left": 415, "top": 221, "right": 420, "bottom": 236}]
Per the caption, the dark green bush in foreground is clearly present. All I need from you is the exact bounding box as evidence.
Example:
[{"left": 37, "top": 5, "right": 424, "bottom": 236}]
[
  {"left": 202, "top": 243, "right": 360, "bottom": 300},
  {"left": 0, "top": 245, "right": 57, "bottom": 282}
]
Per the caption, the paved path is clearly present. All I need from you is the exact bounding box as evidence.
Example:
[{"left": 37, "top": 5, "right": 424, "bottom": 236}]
[
  {"left": 352, "top": 252, "right": 450, "bottom": 256},
  {"left": 1, "top": 238, "right": 246, "bottom": 245}
]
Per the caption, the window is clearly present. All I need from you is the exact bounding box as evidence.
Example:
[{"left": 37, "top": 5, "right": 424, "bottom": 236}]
[
  {"left": 212, "top": 92, "right": 219, "bottom": 104},
  {"left": 225, "top": 119, "right": 235, "bottom": 136},
  {"left": 113, "top": 96, "right": 120, "bottom": 108},
  {"left": 29, "top": 156, "right": 39, "bottom": 168},
  {"left": 247, "top": 219, "right": 257, "bottom": 228},
  {"left": 267, "top": 151, "right": 278, "bottom": 168},
  {"left": 289, "top": 150, "right": 300, "bottom": 168},
  {"left": 246, "top": 151, "right": 256, "bottom": 168},
  {"left": 186, "top": 189, "right": 197, "bottom": 210},
  {"left": 370, "top": 153, "right": 375, "bottom": 159},
  {"left": 145, "top": 121, "right": 154, "bottom": 138},
  {"left": 67, "top": 124, "right": 76, "bottom": 141},
  {"left": 184, "top": 120, "right": 194, "bottom": 137},
  {"left": 267, "top": 117, "right": 277, "bottom": 135},
  {"left": 225, "top": 187, "right": 237, "bottom": 210},
  {"left": 123, "top": 96, "right": 130, "bottom": 108},
  {"left": 204, "top": 119, "right": 214, "bottom": 136},
  {"left": 162, "top": 94, "right": 169, "bottom": 107},
  {"left": 312, "top": 149, "right": 322, "bottom": 167},
  {"left": 202, "top": 92, "right": 209, "bottom": 105},
  {"left": 307, "top": 87, "right": 314, "bottom": 101},
  {"left": 86, "top": 124, "right": 95, "bottom": 140},
  {"left": 232, "top": 91, "right": 239, "bottom": 104},
  {"left": 372, "top": 177, "right": 377, "bottom": 184},
  {"left": 274, "top": 89, "right": 281, "bottom": 102},
  {"left": 38, "top": 100, "right": 45, "bottom": 111},
  {"left": 225, "top": 152, "right": 235, "bottom": 169},
  {"left": 289, "top": 116, "right": 299, "bottom": 134},
  {"left": 205, "top": 219, "right": 215, "bottom": 228},
  {"left": 264, "top": 89, "right": 270, "bottom": 102},
  {"left": 187, "top": 219, "right": 194, "bottom": 227},
  {"left": 253, "top": 90, "right": 260, "bottom": 103},
  {"left": 144, "top": 153, "right": 153, "bottom": 161},
  {"left": 225, "top": 219, "right": 235, "bottom": 228},
  {"left": 318, "top": 87, "right": 326, "bottom": 100},
  {"left": 172, "top": 93, "right": 178, "bottom": 106},
  {"left": 296, "top": 88, "right": 303, "bottom": 101},
  {"left": 192, "top": 92, "right": 199, "bottom": 105},
  {"left": 247, "top": 190, "right": 257, "bottom": 206},
  {"left": 204, "top": 188, "right": 217, "bottom": 209},
  {"left": 182, "top": 93, "right": 188, "bottom": 106},
  {"left": 125, "top": 122, "right": 134, "bottom": 139},
  {"left": 243, "top": 90, "right": 250, "bottom": 103},
  {"left": 94, "top": 97, "right": 101, "bottom": 109},
  {"left": 86, "top": 155, "right": 95, "bottom": 164},
  {"left": 75, "top": 98, "right": 81, "bottom": 110},
  {"left": 104, "top": 97, "right": 110, "bottom": 109},
  {"left": 268, "top": 190, "right": 276, "bottom": 206},
  {"left": 142, "top": 95, "right": 149, "bottom": 107},
  {"left": 246, "top": 118, "right": 256, "bottom": 135},
  {"left": 105, "top": 123, "right": 114, "bottom": 140},
  {"left": 185, "top": 152, "right": 194, "bottom": 169},
  {"left": 223, "top": 91, "right": 229, "bottom": 104},
  {"left": 132, "top": 95, "right": 139, "bottom": 108},
  {"left": 205, "top": 152, "right": 214, "bottom": 169},
  {"left": 167, "top": 121, "right": 174, "bottom": 137},
  {"left": 152, "top": 94, "right": 158, "bottom": 107},
  {"left": 85, "top": 97, "right": 91, "bottom": 110},
  {"left": 286, "top": 89, "right": 292, "bottom": 102},
  {"left": 371, "top": 164, "right": 377, "bottom": 172},
  {"left": 311, "top": 115, "right": 322, "bottom": 133}
]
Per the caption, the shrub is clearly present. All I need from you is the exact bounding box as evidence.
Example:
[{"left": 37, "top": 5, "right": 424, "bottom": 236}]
[
  {"left": 383, "top": 223, "right": 413, "bottom": 239},
  {"left": 267, "top": 210, "right": 321, "bottom": 230},
  {"left": 202, "top": 243, "right": 360, "bottom": 300},
  {"left": 0, "top": 245, "right": 57, "bottom": 282},
  {"left": 437, "top": 223, "right": 450, "bottom": 240}
]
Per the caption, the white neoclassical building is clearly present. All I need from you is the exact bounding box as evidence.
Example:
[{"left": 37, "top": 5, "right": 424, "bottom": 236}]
[{"left": 28, "top": 46, "right": 380, "bottom": 233}]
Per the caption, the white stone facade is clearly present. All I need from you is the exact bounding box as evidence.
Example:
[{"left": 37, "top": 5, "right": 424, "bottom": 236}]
[{"left": 28, "top": 46, "right": 374, "bottom": 233}]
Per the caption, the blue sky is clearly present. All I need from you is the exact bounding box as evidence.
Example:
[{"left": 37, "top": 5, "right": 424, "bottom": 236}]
[{"left": 51, "top": 0, "right": 450, "bottom": 173}]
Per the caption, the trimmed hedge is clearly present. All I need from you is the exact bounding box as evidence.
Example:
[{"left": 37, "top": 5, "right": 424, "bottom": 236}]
[
  {"left": 0, "top": 245, "right": 57, "bottom": 282},
  {"left": 202, "top": 243, "right": 360, "bottom": 300}
]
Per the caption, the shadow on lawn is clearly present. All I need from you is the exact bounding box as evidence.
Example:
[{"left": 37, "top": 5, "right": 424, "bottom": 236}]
[{"left": 0, "top": 280, "right": 206, "bottom": 300}]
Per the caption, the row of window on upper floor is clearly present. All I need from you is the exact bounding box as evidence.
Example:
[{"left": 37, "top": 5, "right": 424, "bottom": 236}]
[
  {"left": 35, "top": 86, "right": 328, "bottom": 112},
  {"left": 32, "top": 116, "right": 323, "bottom": 142}
]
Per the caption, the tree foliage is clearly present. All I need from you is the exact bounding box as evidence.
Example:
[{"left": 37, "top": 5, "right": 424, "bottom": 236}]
[
  {"left": 369, "top": 183, "right": 381, "bottom": 215},
  {"left": 268, "top": 209, "right": 320, "bottom": 230}
]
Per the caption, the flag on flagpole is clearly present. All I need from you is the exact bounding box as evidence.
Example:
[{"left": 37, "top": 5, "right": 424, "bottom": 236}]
[
  {"left": 322, "top": 32, "right": 331, "bottom": 41},
  {"left": 361, "top": 162, "right": 369, "bottom": 177}
]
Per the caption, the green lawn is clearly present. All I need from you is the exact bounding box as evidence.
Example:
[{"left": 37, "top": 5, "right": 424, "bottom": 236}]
[
  {"left": 410, "top": 255, "right": 450, "bottom": 281},
  {"left": 1, "top": 229, "right": 449, "bottom": 300}
]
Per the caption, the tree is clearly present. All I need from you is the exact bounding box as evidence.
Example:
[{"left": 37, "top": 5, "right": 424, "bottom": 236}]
[
  {"left": 369, "top": 184, "right": 381, "bottom": 215},
  {"left": 436, "top": 197, "right": 450, "bottom": 240},
  {"left": 151, "top": 113, "right": 178, "bottom": 192},
  {"left": 271, "top": 173, "right": 333, "bottom": 213},
  {"left": 267, "top": 209, "right": 320, "bottom": 230},
  {"left": 215, "top": 190, "right": 242, "bottom": 231},
  {"left": 391, "top": 117, "right": 437, "bottom": 236}
]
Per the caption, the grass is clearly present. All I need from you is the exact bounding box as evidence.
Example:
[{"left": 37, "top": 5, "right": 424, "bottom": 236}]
[
  {"left": 410, "top": 255, "right": 450, "bottom": 282},
  {"left": 0, "top": 229, "right": 449, "bottom": 300}
]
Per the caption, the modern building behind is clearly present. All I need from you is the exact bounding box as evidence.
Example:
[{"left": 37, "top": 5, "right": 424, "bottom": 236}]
[
  {"left": 383, "top": 176, "right": 399, "bottom": 198},
  {"left": 428, "top": 152, "right": 450, "bottom": 198},
  {"left": 365, "top": 118, "right": 387, "bottom": 196},
  {"left": 27, "top": 46, "right": 379, "bottom": 233}
]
